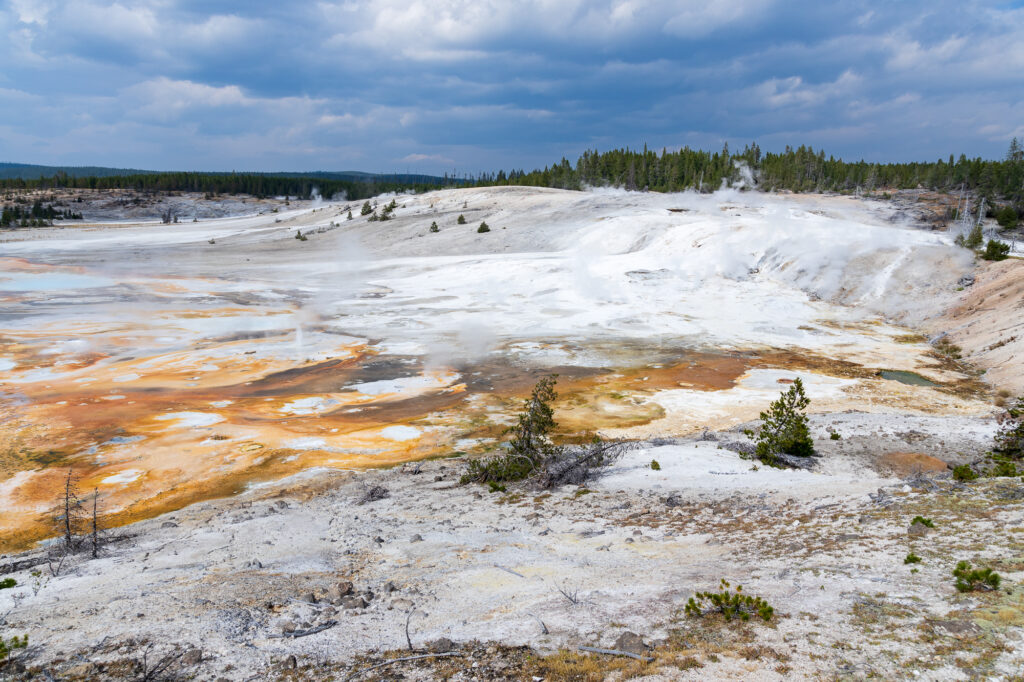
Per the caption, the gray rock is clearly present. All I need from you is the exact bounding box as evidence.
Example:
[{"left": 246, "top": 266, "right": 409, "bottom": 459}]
[
  {"left": 613, "top": 631, "right": 649, "bottom": 655},
  {"left": 341, "top": 595, "right": 368, "bottom": 609},
  {"left": 280, "top": 620, "right": 298, "bottom": 634},
  {"left": 908, "top": 521, "right": 931, "bottom": 537},
  {"left": 410, "top": 533, "right": 424, "bottom": 543},
  {"left": 161, "top": 521, "right": 178, "bottom": 528},
  {"left": 427, "top": 637, "right": 455, "bottom": 653},
  {"left": 181, "top": 649, "right": 202, "bottom": 666}
]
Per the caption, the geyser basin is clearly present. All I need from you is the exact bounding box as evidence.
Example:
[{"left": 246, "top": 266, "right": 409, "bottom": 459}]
[{"left": 0, "top": 186, "right": 989, "bottom": 549}]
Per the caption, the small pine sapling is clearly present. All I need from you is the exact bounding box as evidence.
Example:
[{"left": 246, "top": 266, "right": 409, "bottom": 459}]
[
  {"left": 953, "top": 560, "right": 1000, "bottom": 592},
  {"left": 360, "top": 201, "right": 372, "bottom": 216},
  {"left": 457, "top": 214, "right": 466, "bottom": 224},
  {"left": 685, "top": 579, "right": 774, "bottom": 622},
  {"left": 477, "top": 221, "right": 490, "bottom": 233},
  {"left": 754, "top": 378, "right": 814, "bottom": 466},
  {"left": 952, "top": 464, "right": 978, "bottom": 481},
  {"left": 650, "top": 460, "right": 661, "bottom": 471},
  {"left": 429, "top": 221, "right": 439, "bottom": 233},
  {"left": 0, "top": 634, "right": 28, "bottom": 661},
  {"left": 904, "top": 552, "right": 922, "bottom": 564}
]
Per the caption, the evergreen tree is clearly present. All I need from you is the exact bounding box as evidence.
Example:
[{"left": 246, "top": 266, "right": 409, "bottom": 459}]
[{"left": 754, "top": 378, "right": 814, "bottom": 466}]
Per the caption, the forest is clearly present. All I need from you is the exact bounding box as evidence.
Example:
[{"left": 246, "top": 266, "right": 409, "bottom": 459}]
[{"left": 2, "top": 140, "right": 1022, "bottom": 213}]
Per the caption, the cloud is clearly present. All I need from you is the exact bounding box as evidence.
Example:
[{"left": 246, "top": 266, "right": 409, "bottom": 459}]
[
  {"left": 402, "top": 153, "right": 455, "bottom": 164},
  {"left": 0, "top": 0, "right": 1022, "bottom": 170}
]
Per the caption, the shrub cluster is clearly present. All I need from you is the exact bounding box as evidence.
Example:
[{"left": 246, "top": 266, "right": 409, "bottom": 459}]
[
  {"left": 953, "top": 560, "right": 1000, "bottom": 592},
  {"left": 0, "top": 634, "right": 27, "bottom": 661},
  {"left": 685, "top": 579, "right": 774, "bottom": 622}
]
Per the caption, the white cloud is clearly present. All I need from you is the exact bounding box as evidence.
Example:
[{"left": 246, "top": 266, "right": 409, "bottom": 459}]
[{"left": 402, "top": 152, "right": 455, "bottom": 164}]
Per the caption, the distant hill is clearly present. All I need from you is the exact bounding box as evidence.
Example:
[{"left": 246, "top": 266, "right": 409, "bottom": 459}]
[
  {"left": 0, "top": 162, "right": 450, "bottom": 185},
  {"left": 0, "top": 162, "right": 153, "bottom": 180}
]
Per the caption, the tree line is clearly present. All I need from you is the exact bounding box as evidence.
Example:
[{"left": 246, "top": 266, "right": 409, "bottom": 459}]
[
  {"left": 0, "top": 171, "right": 461, "bottom": 201},
  {"left": 2, "top": 140, "right": 1022, "bottom": 211},
  {"left": 484, "top": 140, "right": 1024, "bottom": 210}
]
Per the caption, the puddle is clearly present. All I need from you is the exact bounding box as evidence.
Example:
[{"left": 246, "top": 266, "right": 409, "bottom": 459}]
[{"left": 878, "top": 370, "right": 937, "bottom": 387}]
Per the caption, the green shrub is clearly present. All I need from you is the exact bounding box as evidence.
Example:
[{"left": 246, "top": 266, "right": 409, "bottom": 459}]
[
  {"left": 952, "top": 464, "right": 978, "bottom": 481},
  {"left": 360, "top": 201, "right": 372, "bottom": 216},
  {"left": 953, "top": 560, "right": 1000, "bottom": 592},
  {"left": 461, "top": 375, "right": 561, "bottom": 485},
  {"left": 347, "top": 209, "right": 353, "bottom": 220},
  {"left": 964, "top": 222, "right": 984, "bottom": 249},
  {"left": 650, "top": 459, "right": 661, "bottom": 470},
  {"left": 996, "top": 205, "right": 1019, "bottom": 230},
  {"left": 457, "top": 214, "right": 466, "bottom": 224},
  {"left": 488, "top": 481, "right": 506, "bottom": 493},
  {"left": 429, "top": 221, "right": 439, "bottom": 233},
  {"left": 477, "top": 221, "right": 490, "bottom": 233},
  {"left": 754, "top": 378, "right": 814, "bottom": 466},
  {"left": 0, "top": 634, "right": 27, "bottom": 661},
  {"left": 685, "top": 579, "right": 774, "bottom": 622},
  {"left": 982, "top": 239, "right": 1010, "bottom": 261},
  {"left": 295, "top": 229, "right": 307, "bottom": 241},
  {"left": 829, "top": 432, "right": 841, "bottom": 440},
  {"left": 0, "top": 578, "right": 14, "bottom": 590},
  {"left": 911, "top": 516, "right": 935, "bottom": 528},
  {"left": 904, "top": 552, "right": 922, "bottom": 564},
  {"left": 988, "top": 459, "right": 1018, "bottom": 477}
]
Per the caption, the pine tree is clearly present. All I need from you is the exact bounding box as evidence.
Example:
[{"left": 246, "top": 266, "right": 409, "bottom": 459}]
[
  {"left": 429, "top": 221, "right": 439, "bottom": 233},
  {"left": 755, "top": 378, "right": 814, "bottom": 466},
  {"left": 457, "top": 214, "right": 466, "bottom": 224},
  {"left": 477, "top": 221, "right": 490, "bottom": 233},
  {"left": 360, "top": 201, "right": 372, "bottom": 216}
]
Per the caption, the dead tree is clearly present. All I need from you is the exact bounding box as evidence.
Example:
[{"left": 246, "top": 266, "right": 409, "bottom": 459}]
[
  {"left": 58, "top": 469, "right": 82, "bottom": 552},
  {"left": 90, "top": 488, "right": 101, "bottom": 559}
]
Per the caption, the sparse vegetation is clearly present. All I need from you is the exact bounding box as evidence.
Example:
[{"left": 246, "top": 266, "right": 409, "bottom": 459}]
[
  {"left": 477, "top": 221, "right": 490, "bottom": 233},
  {"left": 0, "top": 634, "right": 28, "bottom": 661},
  {"left": 911, "top": 516, "right": 935, "bottom": 528},
  {"left": 752, "top": 378, "right": 814, "bottom": 466},
  {"left": 429, "top": 221, "right": 439, "bottom": 232},
  {"left": 461, "top": 375, "right": 562, "bottom": 485},
  {"left": 904, "top": 552, "right": 922, "bottom": 564},
  {"left": 953, "top": 560, "right": 1000, "bottom": 592},
  {"left": 461, "top": 376, "right": 629, "bottom": 488},
  {"left": 361, "top": 201, "right": 372, "bottom": 216},
  {"left": 0, "top": 578, "right": 15, "bottom": 590},
  {"left": 457, "top": 214, "right": 466, "bottom": 224},
  {"left": 982, "top": 239, "right": 1010, "bottom": 261},
  {"left": 829, "top": 432, "right": 841, "bottom": 440},
  {"left": 650, "top": 459, "right": 661, "bottom": 470},
  {"left": 295, "top": 229, "right": 307, "bottom": 241},
  {"left": 685, "top": 579, "right": 774, "bottom": 622},
  {"left": 953, "top": 464, "right": 978, "bottom": 481}
]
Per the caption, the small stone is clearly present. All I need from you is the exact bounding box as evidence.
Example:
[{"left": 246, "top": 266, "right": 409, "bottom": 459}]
[
  {"left": 341, "top": 595, "right": 368, "bottom": 609},
  {"left": 909, "top": 521, "right": 930, "bottom": 537},
  {"left": 361, "top": 589, "right": 375, "bottom": 601},
  {"left": 284, "top": 654, "right": 297, "bottom": 669},
  {"left": 427, "top": 637, "right": 455, "bottom": 653},
  {"left": 391, "top": 597, "right": 414, "bottom": 611},
  {"left": 336, "top": 580, "right": 354, "bottom": 596},
  {"left": 410, "top": 533, "right": 423, "bottom": 543},
  {"left": 374, "top": 536, "right": 385, "bottom": 544},
  {"left": 382, "top": 581, "right": 397, "bottom": 593},
  {"left": 632, "top": 530, "right": 642, "bottom": 536},
  {"left": 181, "top": 649, "right": 202, "bottom": 666},
  {"left": 276, "top": 500, "right": 289, "bottom": 509},
  {"left": 300, "top": 592, "right": 317, "bottom": 604},
  {"left": 161, "top": 521, "right": 178, "bottom": 528},
  {"left": 613, "top": 631, "right": 649, "bottom": 655},
  {"left": 625, "top": 538, "right": 634, "bottom": 544},
  {"left": 280, "top": 620, "right": 298, "bottom": 633}
]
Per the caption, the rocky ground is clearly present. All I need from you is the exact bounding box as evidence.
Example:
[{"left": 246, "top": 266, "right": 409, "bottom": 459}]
[
  {"left": 2, "top": 411, "right": 1023, "bottom": 681},
  {"left": 1, "top": 186, "right": 1022, "bottom": 680}
]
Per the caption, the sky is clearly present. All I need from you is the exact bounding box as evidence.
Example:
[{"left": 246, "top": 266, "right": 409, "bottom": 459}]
[{"left": 1, "top": 0, "right": 1023, "bottom": 174}]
